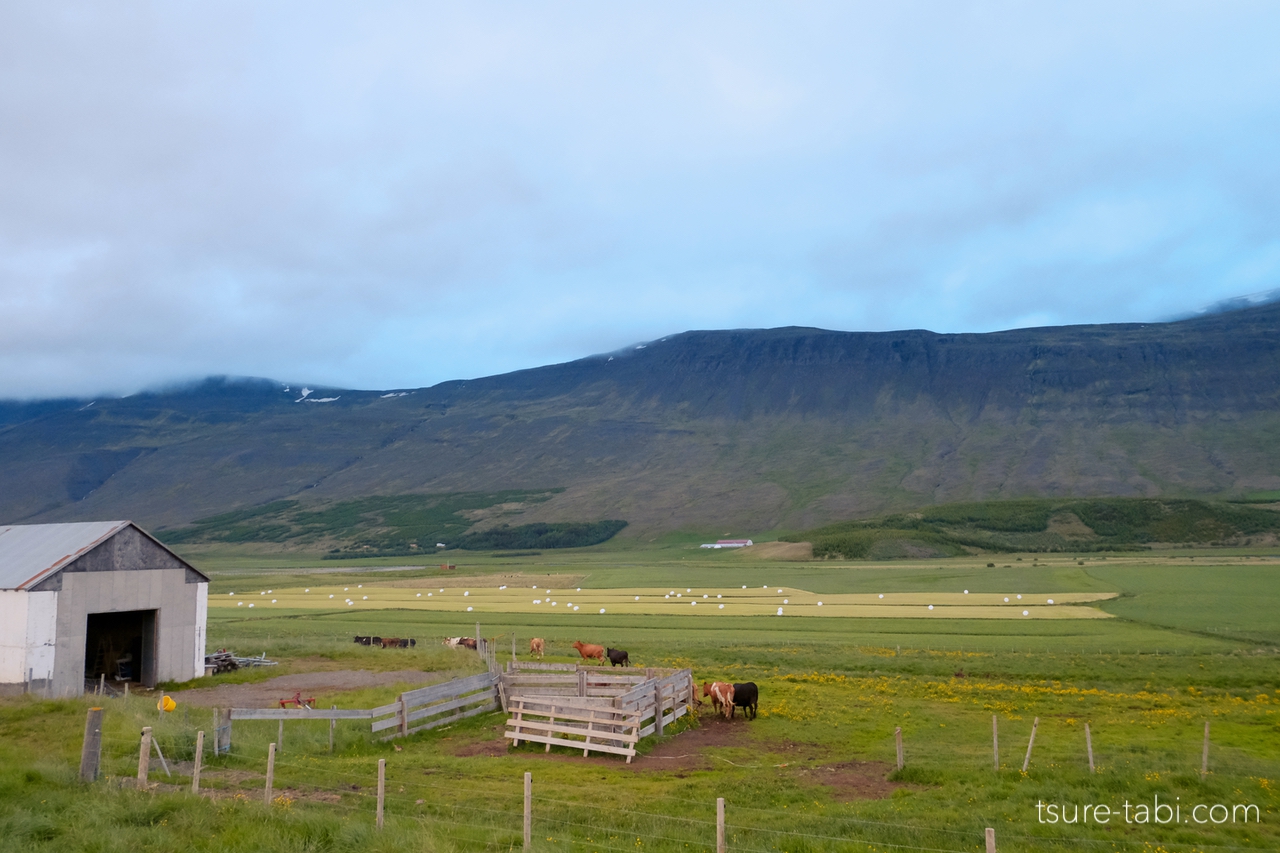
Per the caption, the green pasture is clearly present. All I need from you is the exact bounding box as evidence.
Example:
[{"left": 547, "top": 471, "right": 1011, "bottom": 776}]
[
  {"left": 3, "top": 549, "right": 1279, "bottom": 851},
  {"left": 210, "top": 581, "right": 1117, "bottom": 620}
]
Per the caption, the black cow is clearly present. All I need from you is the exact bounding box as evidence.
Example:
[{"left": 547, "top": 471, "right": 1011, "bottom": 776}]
[
  {"left": 606, "top": 647, "right": 630, "bottom": 667},
  {"left": 353, "top": 636, "right": 372, "bottom": 645},
  {"left": 730, "top": 682, "right": 758, "bottom": 720}
]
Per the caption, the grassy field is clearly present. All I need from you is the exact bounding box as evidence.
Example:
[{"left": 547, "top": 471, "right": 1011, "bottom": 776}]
[{"left": 2, "top": 546, "right": 1278, "bottom": 852}]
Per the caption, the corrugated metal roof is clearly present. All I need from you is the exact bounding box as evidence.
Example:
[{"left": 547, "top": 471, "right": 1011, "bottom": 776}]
[{"left": 0, "top": 521, "right": 130, "bottom": 590}]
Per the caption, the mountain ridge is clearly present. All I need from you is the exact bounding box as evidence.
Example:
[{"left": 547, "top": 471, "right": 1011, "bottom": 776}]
[{"left": 3, "top": 302, "right": 1279, "bottom": 537}]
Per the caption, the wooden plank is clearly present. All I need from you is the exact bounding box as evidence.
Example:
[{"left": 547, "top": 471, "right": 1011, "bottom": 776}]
[
  {"left": 512, "top": 702, "right": 627, "bottom": 719},
  {"left": 374, "top": 690, "right": 498, "bottom": 732},
  {"left": 501, "top": 676, "right": 578, "bottom": 687},
  {"left": 502, "top": 730, "right": 637, "bottom": 758},
  {"left": 512, "top": 695, "right": 619, "bottom": 710},
  {"left": 505, "top": 714, "right": 638, "bottom": 738},
  {"left": 379, "top": 701, "right": 498, "bottom": 739},
  {"left": 371, "top": 700, "right": 403, "bottom": 718},
  {"left": 507, "top": 705, "right": 637, "bottom": 729},
  {"left": 512, "top": 661, "right": 577, "bottom": 671},
  {"left": 230, "top": 708, "right": 373, "bottom": 720},
  {"left": 400, "top": 672, "right": 496, "bottom": 705},
  {"left": 506, "top": 688, "right": 582, "bottom": 699},
  {"left": 405, "top": 689, "right": 498, "bottom": 724}
]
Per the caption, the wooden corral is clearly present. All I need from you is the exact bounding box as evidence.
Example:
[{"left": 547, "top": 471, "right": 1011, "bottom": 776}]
[{"left": 501, "top": 662, "right": 694, "bottom": 762}]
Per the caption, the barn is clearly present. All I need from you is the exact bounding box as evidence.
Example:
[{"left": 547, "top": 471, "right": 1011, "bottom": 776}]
[{"left": 0, "top": 521, "right": 209, "bottom": 697}]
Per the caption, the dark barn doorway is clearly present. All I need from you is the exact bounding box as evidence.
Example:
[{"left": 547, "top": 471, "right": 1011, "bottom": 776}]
[{"left": 85, "top": 610, "right": 157, "bottom": 686}]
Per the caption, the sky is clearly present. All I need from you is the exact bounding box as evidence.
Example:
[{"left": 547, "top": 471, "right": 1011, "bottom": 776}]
[{"left": 2, "top": 3, "right": 1279, "bottom": 399}]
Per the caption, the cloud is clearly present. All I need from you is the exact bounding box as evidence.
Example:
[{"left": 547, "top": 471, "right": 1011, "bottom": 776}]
[{"left": 2, "top": 2, "right": 1279, "bottom": 397}]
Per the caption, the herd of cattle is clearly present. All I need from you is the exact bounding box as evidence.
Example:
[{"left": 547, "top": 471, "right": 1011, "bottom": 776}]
[
  {"left": 353, "top": 636, "right": 417, "bottom": 648},
  {"left": 354, "top": 633, "right": 760, "bottom": 719}
]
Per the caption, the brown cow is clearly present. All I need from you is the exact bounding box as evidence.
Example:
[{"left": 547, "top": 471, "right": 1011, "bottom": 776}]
[
  {"left": 530, "top": 638, "right": 545, "bottom": 658},
  {"left": 571, "top": 640, "right": 605, "bottom": 663},
  {"left": 379, "top": 637, "right": 401, "bottom": 648},
  {"left": 701, "top": 681, "right": 735, "bottom": 719}
]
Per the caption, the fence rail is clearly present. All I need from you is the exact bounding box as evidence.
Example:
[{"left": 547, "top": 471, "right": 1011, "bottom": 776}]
[
  {"left": 372, "top": 671, "right": 500, "bottom": 738},
  {"left": 230, "top": 708, "right": 373, "bottom": 720}
]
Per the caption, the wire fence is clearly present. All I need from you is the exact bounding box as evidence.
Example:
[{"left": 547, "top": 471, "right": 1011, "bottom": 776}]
[
  {"left": 81, "top": 734, "right": 1275, "bottom": 852},
  {"left": 73, "top": 691, "right": 1279, "bottom": 853}
]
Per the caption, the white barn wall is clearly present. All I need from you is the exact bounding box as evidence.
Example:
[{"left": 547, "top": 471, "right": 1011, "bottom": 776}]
[
  {"left": 193, "top": 583, "right": 208, "bottom": 680},
  {"left": 25, "top": 591, "right": 57, "bottom": 686},
  {"left": 0, "top": 590, "right": 29, "bottom": 683}
]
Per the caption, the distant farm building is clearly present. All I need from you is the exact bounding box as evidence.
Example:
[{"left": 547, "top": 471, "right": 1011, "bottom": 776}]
[
  {"left": 699, "top": 539, "right": 754, "bottom": 549},
  {"left": 0, "top": 521, "right": 209, "bottom": 697}
]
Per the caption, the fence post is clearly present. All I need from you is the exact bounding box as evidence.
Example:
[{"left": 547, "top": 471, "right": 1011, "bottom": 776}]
[
  {"left": 377, "top": 759, "right": 386, "bottom": 830},
  {"left": 716, "top": 797, "right": 726, "bottom": 853},
  {"left": 893, "top": 726, "right": 904, "bottom": 771},
  {"left": 1201, "top": 720, "right": 1210, "bottom": 778},
  {"left": 523, "top": 772, "right": 532, "bottom": 852},
  {"left": 264, "top": 742, "right": 276, "bottom": 805},
  {"left": 137, "top": 726, "right": 152, "bottom": 786},
  {"left": 992, "top": 715, "right": 998, "bottom": 771},
  {"left": 192, "top": 731, "right": 204, "bottom": 793},
  {"left": 399, "top": 694, "right": 410, "bottom": 738},
  {"left": 98, "top": 673, "right": 105, "bottom": 696},
  {"left": 654, "top": 683, "right": 664, "bottom": 736},
  {"left": 578, "top": 669, "right": 587, "bottom": 697},
  {"left": 277, "top": 719, "right": 284, "bottom": 753},
  {"left": 1085, "top": 722, "right": 1094, "bottom": 773},
  {"left": 1022, "top": 717, "right": 1039, "bottom": 772},
  {"left": 80, "top": 707, "right": 104, "bottom": 782},
  {"left": 330, "top": 705, "right": 336, "bottom": 753},
  {"left": 475, "top": 622, "right": 481, "bottom": 653},
  {"left": 512, "top": 634, "right": 517, "bottom": 662},
  {"left": 985, "top": 826, "right": 996, "bottom": 852},
  {"left": 214, "top": 707, "right": 232, "bottom": 755}
]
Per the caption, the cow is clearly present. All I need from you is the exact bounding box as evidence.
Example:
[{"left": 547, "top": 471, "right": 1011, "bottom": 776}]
[
  {"left": 571, "top": 640, "right": 606, "bottom": 663},
  {"left": 730, "top": 682, "right": 759, "bottom": 720},
  {"left": 378, "top": 637, "right": 401, "bottom": 648},
  {"left": 530, "top": 638, "right": 545, "bottom": 658},
  {"left": 606, "top": 647, "right": 630, "bottom": 667},
  {"left": 702, "top": 682, "right": 735, "bottom": 718},
  {"left": 458, "top": 637, "right": 478, "bottom": 650},
  {"left": 353, "top": 636, "right": 372, "bottom": 645}
]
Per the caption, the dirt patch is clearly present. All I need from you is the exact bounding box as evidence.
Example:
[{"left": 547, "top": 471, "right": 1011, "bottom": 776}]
[
  {"left": 798, "top": 759, "right": 902, "bottom": 801},
  {"left": 739, "top": 541, "right": 812, "bottom": 561},
  {"left": 636, "top": 713, "right": 747, "bottom": 770},
  {"left": 380, "top": 573, "right": 585, "bottom": 590},
  {"left": 453, "top": 738, "right": 510, "bottom": 758},
  {"left": 170, "top": 670, "right": 443, "bottom": 707}
]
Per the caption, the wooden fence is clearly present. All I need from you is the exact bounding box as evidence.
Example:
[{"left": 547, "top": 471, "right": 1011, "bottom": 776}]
[
  {"left": 500, "top": 663, "right": 694, "bottom": 760},
  {"left": 506, "top": 696, "right": 643, "bottom": 762},
  {"left": 225, "top": 671, "right": 500, "bottom": 745},
  {"left": 371, "top": 671, "right": 499, "bottom": 740}
]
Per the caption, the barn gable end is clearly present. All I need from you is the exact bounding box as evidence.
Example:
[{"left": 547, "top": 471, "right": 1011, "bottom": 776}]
[{"left": 28, "top": 525, "right": 207, "bottom": 592}]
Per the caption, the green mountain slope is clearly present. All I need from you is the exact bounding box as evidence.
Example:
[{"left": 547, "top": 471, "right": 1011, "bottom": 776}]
[
  {"left": 784, "top": 497, "right": 1280, "bottom": 558},
  {"left": 2, "top": 302, "right": 1280, "bottom": 536}
]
